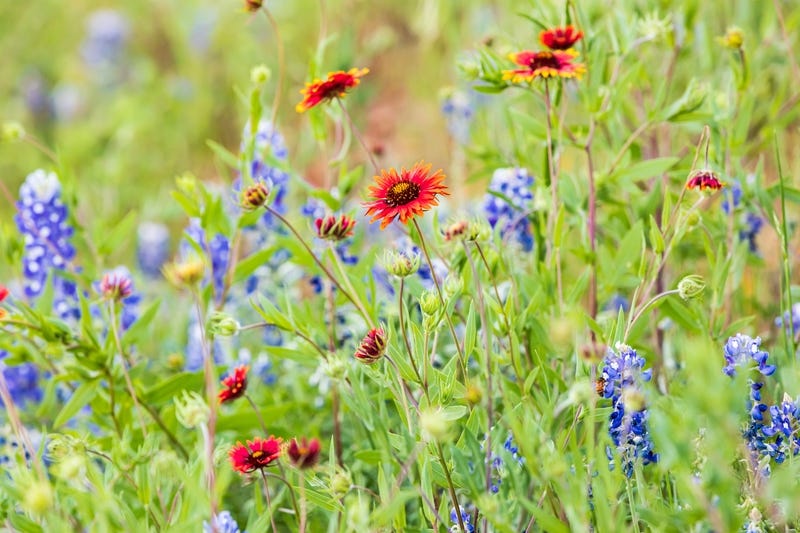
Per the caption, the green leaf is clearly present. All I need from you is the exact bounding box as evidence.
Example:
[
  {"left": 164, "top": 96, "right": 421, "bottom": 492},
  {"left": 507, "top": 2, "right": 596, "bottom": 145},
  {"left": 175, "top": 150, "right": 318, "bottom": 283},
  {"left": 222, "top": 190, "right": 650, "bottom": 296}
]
[
  {"left": 206, "top": 139, "right": 240, "bottom": 169},
  {"left": 604, "top": 157, "right": 680, "bottom": 186},
  {"left": 121, "top": 298, "right": 162, "bottom": 346},
  {"left": 53, "top": 380, "right": 98, "bottom": 428}
]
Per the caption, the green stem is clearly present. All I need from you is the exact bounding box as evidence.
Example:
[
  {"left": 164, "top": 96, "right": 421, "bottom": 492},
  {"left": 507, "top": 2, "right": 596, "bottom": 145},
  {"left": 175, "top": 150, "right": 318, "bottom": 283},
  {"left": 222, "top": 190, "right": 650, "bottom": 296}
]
[{"left": 435, "top": 442, "right": 466, "bottom": 533}]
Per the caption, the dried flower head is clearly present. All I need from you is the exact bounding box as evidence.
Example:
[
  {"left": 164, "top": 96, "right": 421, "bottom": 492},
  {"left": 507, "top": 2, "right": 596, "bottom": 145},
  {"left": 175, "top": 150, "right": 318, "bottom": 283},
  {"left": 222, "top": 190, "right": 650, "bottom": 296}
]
[
  {"left": 315, "top": 214, "right": 356, "bottom": 241},
  {"left": 229, "top": 436, "right": 282, "bottom": 473},
  {"left": 219, "top": 365, "right": 249, "bottom": 404},
  {"left": 296, "top": 68, "right": 369, "bottom": 113},
  {"left": 539, "top": 25, "right": 584, "bottom": 50},
  {"left": 287, "top": 437, "right": 321, "bottom": 469},
  {"left": 364, "top": 161, "right": 449, "bottom": 229},
  {"left": 354, "top": 327, "right": 387, "bottom": 364}
]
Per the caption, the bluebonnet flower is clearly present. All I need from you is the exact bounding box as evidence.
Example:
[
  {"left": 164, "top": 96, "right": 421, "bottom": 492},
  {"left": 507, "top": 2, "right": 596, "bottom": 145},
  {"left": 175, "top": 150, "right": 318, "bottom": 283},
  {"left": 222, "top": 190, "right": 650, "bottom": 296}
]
[
  {"left": 482, "top": 168, "right": 535, "bottom": 251},
  {"left": 722, "top": 334, "right": 776, "bottom": 377},
  {"left": 449, "top": 506, "right": 475, "bottom": 533},
  {"left": 599, "top": 344, "right": 658, "bottom": 477},
  {"left": 137, "top": 221, "right": 170, "bottom": 277},
  {"left": 739, "top": 213, "right": 763, "bottom": 254},
  {"left": 0, "top": 425, "right": 43, "bottom": 465},
  {"left": 240, "top": 119, "right": 291, "bottom": 225},
  {"left": 504, "top": 434, "right": 525, "bottom": 465},
  {"left": 775, "top": 303, "right": 800, "bottom": 336},
  {"left": 761, "top": 395, "right": 800, "bottom": 463},
  {"left": 0, "top": 352, "right": 42, "bottom": 407},
  {"left": 81, "top": 9, "right": 130, "bottom": 84},
  {"left": 722, "top": 180, "right": 742, "bottom": 214},
  {"left": 15, "top": 169, "right": 79, "bottom": 320},
  {"left": 604, "top": 294, "right": 630, "bottom": 313},
  {"left": 181, "top": 219, "right": 229, "bottom": 301},
  {"left": 184, "top": 316, "right": 226, "bottom": 372},
  {"left": 203, "top": 510, "right": 242, "bottom": 533},
  {"left": 440, "top": 88, "right": 475, "bottom": 145}
]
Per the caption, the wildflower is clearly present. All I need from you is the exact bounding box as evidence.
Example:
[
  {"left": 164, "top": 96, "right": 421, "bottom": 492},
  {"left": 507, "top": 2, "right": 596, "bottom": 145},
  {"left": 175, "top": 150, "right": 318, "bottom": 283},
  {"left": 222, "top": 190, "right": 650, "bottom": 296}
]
[
  {"left": 240, "top": 181, "right": 270, "bottom": 211},
  {"left": 449, "top": 506, "right": 476, "bottom": 533},
  {"left": 677, "top": 274, "right": 705, "bottom": 301},
  {"left": 229, "top": 436, "right": 282, "bottom": 473},
  {"left": 686, "top": 170, "right": 725, "bottom": 191},
  {"left": 440, "top": 88, "right": 475, "bottom": 144},
  {"left": 99, "top": 269, "right": 133, "bottom": 301},
  {"left": 162, "top": 254, "right": 205, "bottom": 287},
  {"left": 315, "top": 214, "right": 356, "bottom": 241},
  {"left": 287, "top": 437, "right": 321, "bottom": 469},
  {"left": 382, "top": 249, "right": 420, "bottom": 278},
  {"left": 722, "top": 334, "right": 776, "bottom": 377},
  {"left": 0, "top": 353, "right": 42, "bottom": 406},
  {"left": 721, "top": 180, "right": 742, "bottom": 213},
  {"left": 244, "top": 0, "right": 263, "bottom": 12},
  {"left": 137, "top": 221, "right": 170, "bottom": 277},
  {"left": 443, "top": 220, "right": 469, "bottom": 241},
  {"left": 739, "top": 213, "right": 763, "bottom": 254},
  {"left": 354, "top": 327, "right": 387, "bottom": 364},
  {"left": 599, "top": 344, "right": 658, "bottom": 477},
  {"left": 761, "top": 394, "right": 800, "bottom": 460},
  {"left": 296, "top": 68, "right": 369, "bottom": 113},
  {"left": 776, "top": 303, "right": 800, "bottom": 335},
  {"left": 482, "top": 167, "right": 535, "bottom": 251},
  {"left": 180, "top": 219, "right": 228, "bottom": 298},
  {"left": 15, "top": 169, "right": 79, "bottom": 320},
  {"left": 204, "top": 510, "right": 242, "bottom": 533},
  {"left": 503, "top": 50, "right": 585, "bottom": 82},
  {"left": 219, "top": 365, "right": 249, "bottom": 403},
  {"left": 719, "top": 26, "right": 744, "bottom": 49},
  {"left": 539, "top": 25, "right": 584, "bottom": 50},
  {"left": 80, "top": 9, "right": 130, "bottom": 85},
  {"left": 364, "top": 161, "right": 449, "bottom": 229}
]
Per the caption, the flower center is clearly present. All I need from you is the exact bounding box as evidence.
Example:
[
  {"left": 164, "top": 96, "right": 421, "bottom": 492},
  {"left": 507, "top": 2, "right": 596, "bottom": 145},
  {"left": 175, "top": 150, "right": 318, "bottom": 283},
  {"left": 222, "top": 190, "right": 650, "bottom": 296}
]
[
  {"left": 385, "top": 181, "right": 421, "bottom": 207},
  {"left": 528, "top": 51, "right": 560, "bottom": 69},
  {"left": 252, "top": 450, "right": 264, "bottom": 459}
]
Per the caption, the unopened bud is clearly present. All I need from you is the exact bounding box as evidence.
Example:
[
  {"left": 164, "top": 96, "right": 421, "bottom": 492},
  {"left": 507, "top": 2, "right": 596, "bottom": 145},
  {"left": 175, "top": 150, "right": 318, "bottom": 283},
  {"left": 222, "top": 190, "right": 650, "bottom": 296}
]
[
  {"left": 175, "top": 390, "right": 210, "bottom": 429},
  {"left": 464, "top": 384, "right": 482, "bottom": 406},
  {"left": 207, "top": 311, "right": 240, "bottom": 338},
  {"left": 251, "top": 65, "right": 272, "bottom": 85},
  {"left": 354, "top": 327, "right": 387, "bottom": 364},
  {"left": 444, "top": 275, "right": 463, "bottom": 297},
  {"left": 419, "top": 407, "right": 452, "bottom": 442},
  {"left": 316, "top": 214, "right": 356, "bottom": 241},
  {"left": 331, "top": 470, "right": 352, "bottom": 499},
  {"left": 419, "top": 290, "right": 440, "bottom": 316},
  {"left": 2, "top": 121, "right": 25, "bottom": 142},
  {"left": 383, "top": 249, "right": 420, "bottom": 278},
  {"left": 23, "top": 480, "right": 53, "bottom": 515},
  {"left": 678, "top": 275, "right": 705, "bottom": 301},
  {"left": 719, "top": 27, "right": 744, "bottom": 49}
]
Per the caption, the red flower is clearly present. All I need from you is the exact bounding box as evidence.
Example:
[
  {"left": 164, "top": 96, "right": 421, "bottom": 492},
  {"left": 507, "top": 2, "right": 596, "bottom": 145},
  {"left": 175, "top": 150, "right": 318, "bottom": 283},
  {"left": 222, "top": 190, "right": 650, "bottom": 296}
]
[
  {"left": 539, "top": 26, "right": 584, "bottom": 50},
  {"left": 218, "top": 365, "right": 249, "bottom": 403},
  {"left": 315, "top": 214, "right": 356, "bottom": 241},
  {"left": 99, "top": 272, "right": 133, "bottom": 301},
  {"left": 229, "top": 436, "right": 282, "bottom": 473},
  {"left": 244, "top": 0, "right": 263, "bottom": 12},
  {"left": 296, "top": 68, "right": 369, "bottom": 113},
  {"left": 686, "top": 170, "right": 725, "bottom": 191},
  {"left": 503, "top": 50, "right": 586, "bottom": 82},
  {"left": 287, "top": 437, "right": 321, "bottom": 469},
  {"left": 363, "top": 161, "right": 449, "bottom": 230},
  {"left": 354, "top": 327, "right": 387, "bottom": 364},
  {"left": 0, "top": 285, "right": 8, "bottom": 303}
]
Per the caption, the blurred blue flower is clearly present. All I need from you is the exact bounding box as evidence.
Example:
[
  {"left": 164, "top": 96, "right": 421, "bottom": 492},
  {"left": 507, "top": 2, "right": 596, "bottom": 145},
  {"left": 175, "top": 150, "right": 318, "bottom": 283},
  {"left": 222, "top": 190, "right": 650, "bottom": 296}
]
[
  {"left": 776, "top": 303, "right": 800, "bottom": 335},
  {"left": 482, "top": 167, "right": 535, "bottom": 251},
  {"left": 604, "top": 294, "right": 630, "bottom": 313},
  {"left": 81, "top": 10, "right": 130, "bottom": 68},
  {"left": 137, "top": 221, "right": 170, "bottom": 278},
  {"left": 449, "top": 506, "right": 475, "bottom": 533},
  {"left": 739, "top": 212, "right": 763, "bottom": 254},
  {"left": 440, "top": 88, "right": 475, "bottom": 144},
  {"left": 721, "top": 180, "right": 742, "bottom": 214},
  {"left": 203, "top": 510, "right": 242, "bottom": 533},
  {"left": 722, "top": 334, "right": 776, "bottom": 377},
  {"left": 182, "top": 219, "right": 229, "bottom": 302},
  {"left": 15, "top": 169, "right": 80, "bottom": 320},
  {"left": 240, "top": 119, "right": 291, "bottom": 227},
  {"left": 0, "top": 352, "right": 42, "bottom": 407}
]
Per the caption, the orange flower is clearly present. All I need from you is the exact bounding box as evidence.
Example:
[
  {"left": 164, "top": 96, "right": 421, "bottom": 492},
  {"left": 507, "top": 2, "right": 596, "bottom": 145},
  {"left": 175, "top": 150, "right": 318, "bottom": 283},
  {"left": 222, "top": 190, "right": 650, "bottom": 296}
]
[
  {"left": 503, "top": 50, "right": 585, "bottom": 82},
  {"left": 296, "top": 68, "right": 369, "bottom": 113},
  {"left": 218, "top": 365, "right": 249, "bottom": 403},
  {"left": 686, "top": 170, "right": 725, "bottom": 191},
  {"left": 229, "top": 436, "right": 282, "bottom": 473},
  {"left": 539, "top": 26, "right": 584, "bottom": 50},
  {"left": 363, "top": 161, "right": 449, "bottom": 230}
]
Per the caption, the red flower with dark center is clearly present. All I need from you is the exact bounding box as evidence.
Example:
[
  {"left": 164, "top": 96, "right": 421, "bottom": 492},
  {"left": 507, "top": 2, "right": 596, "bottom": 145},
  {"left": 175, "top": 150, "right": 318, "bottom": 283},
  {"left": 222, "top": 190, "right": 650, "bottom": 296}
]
[
  {"left": 287, "top": 437, "right": 321, "bottom": 469},
  {"left": 503, "top": 50, "right": 586, "bottom": 82},
  {"left": 363, "top": 161, "right": 449, "bottom": 230},
  {"left": 296, "top": 68, "right": 369, "bottom": 113},
  {"left": 686, "top": 170, "right": 725, "bottom": 191},
  {"left": 354, "top": 327, "right": 387, "bottom": 364},
  {"left": 229, "top": 436, "right": 282, "bottom": 473},
  {"left": 218, "top": 365, "right": 249, "bottom": 403},
  {"left": 539, "top": 25, "right": 584, "bottom": 50},
  {"left": 315, "top": 214, "right": 356, "bottom": 241}
]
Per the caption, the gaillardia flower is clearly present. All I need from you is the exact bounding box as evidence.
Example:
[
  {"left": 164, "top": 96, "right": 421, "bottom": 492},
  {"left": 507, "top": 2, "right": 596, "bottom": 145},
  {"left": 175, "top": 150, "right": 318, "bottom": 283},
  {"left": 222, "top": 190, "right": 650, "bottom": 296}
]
[
  {"left": 219, "top": 365, "right": 249, "bottom": 403},
  {"left": 354, "top": 327, "right": 387, "bottom": 364},
  {"left": 315, "top": 214, "right": 356, "bottom": 241},
  {"left": 503, "top": 50, "right": 586, "bottom": 82},
  {"left": 287, "top": 437, "right": 321, "bottom": 469},
  {"left": 296, "top": 68, "right": 369, "bottom": 113},
  {"left": 229, "top": 436, "right": 282, "bottom": 473},
  {"left": 686, "top": 170, "right": 725, "bottom": 191},
  {"left": 99, "top": 269, "right": 133, "bottom": 301},
  {"left": 540, "top": 25, "right": 584, "bottom": 50},
  {"left": 364, "top": 161, "right": 449, "bottom": 230}
]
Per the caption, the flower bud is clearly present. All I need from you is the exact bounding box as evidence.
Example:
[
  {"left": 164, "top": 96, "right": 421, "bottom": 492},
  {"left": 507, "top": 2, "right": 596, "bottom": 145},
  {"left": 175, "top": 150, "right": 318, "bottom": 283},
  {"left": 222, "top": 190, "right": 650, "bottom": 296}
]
[
  {"left": 175, "top": 390, "right": 210, "bottom": 429},
  {"left": 719, "top": 26, "right": 744, "bottom": 49},
  {"left": 167, "top": 352, "right": 185, "bottom": 370},
  {"left": 354, "top": 327, "right": 387, "bottom": 364},
  {"left": 443, "top": 220, "right": 470, "bottom": 242},
  {"left": 444, "top": 275, "right": 462, "bottom": 297},
  {"left": 678, "top": 275, "right": 705, "bottom": 301},
  {"left": 241, "top": 182, "right": 270, "bottom": 211},
  {"left": 419, "top": 407, "right": 452, "bottom": 442},
  {"left": 330, "top": 470, "right": 352, "bottom": 499},
  {"left": 383, "top": 249, "right": 420, "bottom": 278},
  {"left": 23, "top": 480, "right": 53, "bottom": 515},
  {"left": 251, "top": 64, "right": 272, "bottom": 85},
  {"left": 244, "top": 0, "right": 263, "bottom": 11},
  {"left": 99, "top": 270, "right": 134, "bottom": 301},
  {"left": 175, "top": 173, "right": 199, "bottom": 196},
  {"left": 686, "top": 169, "right": 724, "bottom": 191},
  {"left": 322, "top": 356, "right": 347, "bottom": 380},
  {"left": 47, "top": 434, "right": 87, "bottom": 461},
  {"left": 315, "top": 214, "right": 356, "bottom": 241},
  {"left": 162, "top": 255, "right": 205, "bottom": 287},
  {"left": 207, "top": 311, "right": 240, "bottom": 338},
  {"left": 1, "top": 121, "right": 25, "bottom": 142},
  {"left": 464, "top": 384, "right": 482, "bottom": 406},
  {"left": 419, "top": 290, "right": 440, "bottom": 316}
]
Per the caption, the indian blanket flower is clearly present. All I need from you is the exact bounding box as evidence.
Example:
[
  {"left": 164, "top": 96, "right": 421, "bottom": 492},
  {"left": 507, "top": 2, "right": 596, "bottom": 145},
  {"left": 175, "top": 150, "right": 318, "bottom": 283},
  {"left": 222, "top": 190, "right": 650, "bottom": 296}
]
[
  {"left": 539, "top": 25, "right": 584, "bottom": 50},
  {"left": 722, "top": 334, "right": 776, "bottom": 377},
  {"left": 686, "top": 170, "right": 725, "bottom": 191},
  {"left": 229, "top": 436, "right": 282, "bottom": 473},
  {"left": 354, "top": 327, "right": 387, "bottom": 364},
  {"left": 203, "top": 510, "right": 242, "bottom": 533},
  {"left": 296, "top": 68, "right": 369, "bottom": 113},
  {"left": 364, "top": 161, "right": 449, "bottom": 230},
  {"left": 315, "top": 214, "right": 356, "bottom": 241},
  {"left": 503, "top": 50, "right": 586, "bottom": 82},
  {"left": 219, "top": 365, "right": 249, "bottom": 403},
  {"left": 599, "top": 344, "right": 658, "bottom": 477},
  {"left": 482, "top": 167, "right": 535, "bottom": 251},
  {"left": 15, "top": 169, "right": 79, "bottom": 320},
  {"left": 287, "top": 437, "right": 321, "bottom": 469}
]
